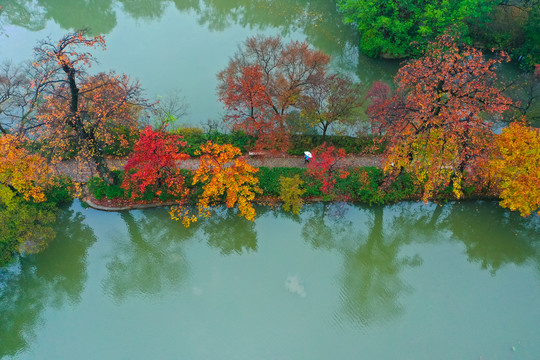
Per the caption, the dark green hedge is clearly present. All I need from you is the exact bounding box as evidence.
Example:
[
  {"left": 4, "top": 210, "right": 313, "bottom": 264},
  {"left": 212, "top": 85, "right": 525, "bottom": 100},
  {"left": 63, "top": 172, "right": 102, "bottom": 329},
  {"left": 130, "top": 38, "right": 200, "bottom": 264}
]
[
  {"left": 44, "top": 175, "right": 75, "bottom": 205},
  {"left": 87, "top": 171, "right": 127, "bottom": 200},
  {"left": 172, "top": 130, "right": 385, "bottom": 156},
  {"left": 288, "top": 134, "right": 385, "bottom": 155},
  {"left": 174, "top": 129, "right": 256, "bottom": 156}
]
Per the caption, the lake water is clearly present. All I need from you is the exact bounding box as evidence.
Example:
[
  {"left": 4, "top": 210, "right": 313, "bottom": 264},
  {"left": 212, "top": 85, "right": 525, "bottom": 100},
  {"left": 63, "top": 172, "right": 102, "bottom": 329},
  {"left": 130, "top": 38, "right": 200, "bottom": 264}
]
[
  {"left": 0, "top": 0, "right": 399, "bottom": 127},
  {"left": 1, "top": 200, "right": 539, "bottom": 359},
  {"left": 1, "top": 2, "right": 539, "bottom": 359}
]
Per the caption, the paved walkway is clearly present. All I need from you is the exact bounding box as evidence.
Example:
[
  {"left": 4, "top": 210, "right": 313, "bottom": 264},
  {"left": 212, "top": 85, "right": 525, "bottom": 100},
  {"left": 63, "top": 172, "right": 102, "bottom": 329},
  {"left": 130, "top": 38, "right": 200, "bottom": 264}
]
[{"left": 53, "top": 155, "right": 382, "bottom": 183}]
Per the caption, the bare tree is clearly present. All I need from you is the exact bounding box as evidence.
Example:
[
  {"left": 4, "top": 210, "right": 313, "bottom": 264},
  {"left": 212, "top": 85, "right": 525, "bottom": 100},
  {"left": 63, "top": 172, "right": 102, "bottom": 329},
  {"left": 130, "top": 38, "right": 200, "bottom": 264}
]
[
  {"left": 152, "top": 89, "right": 190, "bottom": 129},
  {"left": 299, "top": 73, "right": 363, "bottom": 138},
  {"left": 0, "top": 61, "right": 51, "bottom": 135}
]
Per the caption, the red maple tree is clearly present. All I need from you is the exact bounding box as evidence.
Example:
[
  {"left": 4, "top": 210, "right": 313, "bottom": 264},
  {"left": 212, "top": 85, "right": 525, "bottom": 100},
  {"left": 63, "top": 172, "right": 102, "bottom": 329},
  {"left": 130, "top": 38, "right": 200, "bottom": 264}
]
[
  {"left": 307, "top": 143, "right": 349, "bottom": 195},
  {"left": 122, "top": 126, "right": 189, "bottom": 200}
]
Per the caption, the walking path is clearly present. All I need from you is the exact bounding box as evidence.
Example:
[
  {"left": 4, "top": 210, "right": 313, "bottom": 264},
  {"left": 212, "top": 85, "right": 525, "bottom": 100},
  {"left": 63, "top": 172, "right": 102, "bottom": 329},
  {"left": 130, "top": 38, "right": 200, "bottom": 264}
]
[{"left": 53, "top": 155, "right": 382, "bottom": 183}]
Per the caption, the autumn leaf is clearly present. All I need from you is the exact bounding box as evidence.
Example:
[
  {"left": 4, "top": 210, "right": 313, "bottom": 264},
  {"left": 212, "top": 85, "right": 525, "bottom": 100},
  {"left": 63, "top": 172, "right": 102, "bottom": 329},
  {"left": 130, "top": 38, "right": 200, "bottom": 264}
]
[
  {"left": 489, "top": 121, "right": 540, "bottom": 217},
  {"left": 366, "top": 32, "right": 512, "bottom": 201},
  {"left": 171, "top": 141, "right": 261, "bottom": 226},
  {"left": 0, "top": 134, "right": 52, "bottom": 205},
  {"left": 122, "top": 126, "right": 189, "bottom": 200},
  {"left": 307, "top": 143, "right": 349, "bottom": 196}
]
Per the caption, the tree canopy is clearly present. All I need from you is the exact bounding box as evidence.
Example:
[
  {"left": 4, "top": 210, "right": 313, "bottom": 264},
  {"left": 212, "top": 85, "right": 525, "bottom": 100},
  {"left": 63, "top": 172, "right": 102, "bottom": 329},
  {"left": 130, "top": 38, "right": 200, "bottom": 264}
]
[
  {"left": 171, "top": 141, "right": 261, "bottom": 227},
  {"left": 367, "top": 33, "right": 512, "bottom": 201},
  {"left": 0, "top": 134, "right": 56, "bottom": 265},
  {"left": 337, "top": 0, "right": 496, "bottom": 58},
  {"left": 31, "top": 31, "right": 149, "bottom": 184},
  {"left": 489, "top": 121, "right": 540, "bottom": 217},
  {"left": 218, "top": 35, "right": 331, "bottom": 151}
]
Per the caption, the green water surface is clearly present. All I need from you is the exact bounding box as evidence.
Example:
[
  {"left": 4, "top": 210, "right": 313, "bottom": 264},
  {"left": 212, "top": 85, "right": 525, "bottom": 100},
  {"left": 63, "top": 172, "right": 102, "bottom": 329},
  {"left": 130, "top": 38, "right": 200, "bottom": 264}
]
[{"left": 1, "top": 201, "right": 539, "bottom": 359}]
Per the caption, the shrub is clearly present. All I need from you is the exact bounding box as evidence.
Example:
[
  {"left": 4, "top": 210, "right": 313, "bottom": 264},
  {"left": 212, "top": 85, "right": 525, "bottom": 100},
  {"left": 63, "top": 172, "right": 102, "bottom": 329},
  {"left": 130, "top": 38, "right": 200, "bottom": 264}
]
[
  {"left": 256, "top": 167, "right": 306, "bottom": 196},
  {"left": 43, "top": 175, "right": 75, "bottom": 205},
  {"left": 279, "top": 175, "right": 306, "bottom": 214},
  {"left": 289, "top": 134, "right": 385, "bottom": 155},
  {"left": 172, "top": 128, "right": 256, "bottom": 156},
  {"left": 87, "top": 171, "right": 126, "bottom": 200},
  {"left": 337, "top": 167, "right": 385, "bottom": 204}
]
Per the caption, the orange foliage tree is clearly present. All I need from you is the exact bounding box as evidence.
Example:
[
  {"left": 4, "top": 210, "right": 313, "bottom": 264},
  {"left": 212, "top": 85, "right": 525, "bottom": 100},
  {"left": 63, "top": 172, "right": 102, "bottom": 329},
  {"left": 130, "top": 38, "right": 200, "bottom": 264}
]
[
  {"left": 366, "top": 33, "right": 513, "bottom": 201},
  {"left": 122, "top": 126, "right": 190, "bottom": 200},
  {"left": 0, "top": 134, "right": 52, "bottom": 205},
  {"left": 218, "top": 35, "right": 330, "bottom": 152},
  {"left": 489, "top": 121, "right": 540, "bottom": 216},
  {"left": 171, "top": 141, "right": 261, "bottom": 227},
  {"left": 31, "top": 31, "right": 148, "bottom": 185}
]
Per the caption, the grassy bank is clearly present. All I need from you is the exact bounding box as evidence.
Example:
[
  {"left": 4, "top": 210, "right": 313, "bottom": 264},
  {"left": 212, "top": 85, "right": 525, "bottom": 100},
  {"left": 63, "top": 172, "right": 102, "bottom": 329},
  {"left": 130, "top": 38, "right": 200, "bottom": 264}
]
[{"left": 86, "top": 166, "right": 495, "bottom": 210}]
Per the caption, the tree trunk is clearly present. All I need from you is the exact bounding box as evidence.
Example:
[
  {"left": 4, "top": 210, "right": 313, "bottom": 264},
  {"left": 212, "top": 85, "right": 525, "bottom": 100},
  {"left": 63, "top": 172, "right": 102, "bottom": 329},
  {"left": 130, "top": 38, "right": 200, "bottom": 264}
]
[
  {"left": 322, "top": 123, "right": 328, "bottom": 140},
  {"left": 62, "top": 58, "right": 118, "bottom": 185},
  {"left": 94, "top": 153, "right": 118, "bottom": 186}
]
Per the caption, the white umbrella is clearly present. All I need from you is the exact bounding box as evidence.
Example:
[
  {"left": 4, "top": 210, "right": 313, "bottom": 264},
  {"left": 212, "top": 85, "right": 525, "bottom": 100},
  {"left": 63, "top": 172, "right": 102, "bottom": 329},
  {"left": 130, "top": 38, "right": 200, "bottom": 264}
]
[{"left": 304, "top": 151, "right": 312, "bottom": 158}]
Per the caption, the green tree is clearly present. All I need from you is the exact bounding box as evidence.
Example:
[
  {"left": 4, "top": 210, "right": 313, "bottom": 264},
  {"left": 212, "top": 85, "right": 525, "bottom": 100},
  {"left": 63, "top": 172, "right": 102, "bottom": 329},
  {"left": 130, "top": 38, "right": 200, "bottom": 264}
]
[{"left": 337, "top": 0, "right": 496, "bottom": 58}]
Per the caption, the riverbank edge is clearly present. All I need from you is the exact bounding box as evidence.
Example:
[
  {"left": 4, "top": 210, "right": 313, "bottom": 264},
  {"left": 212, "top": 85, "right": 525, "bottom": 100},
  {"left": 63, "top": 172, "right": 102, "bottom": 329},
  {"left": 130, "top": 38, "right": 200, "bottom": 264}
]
[
  {"left": 82, "top": 192, "right": 500, "bottom": 213},
  {"left": 79, "top": 163, "right": 500, "bottom": 213}
]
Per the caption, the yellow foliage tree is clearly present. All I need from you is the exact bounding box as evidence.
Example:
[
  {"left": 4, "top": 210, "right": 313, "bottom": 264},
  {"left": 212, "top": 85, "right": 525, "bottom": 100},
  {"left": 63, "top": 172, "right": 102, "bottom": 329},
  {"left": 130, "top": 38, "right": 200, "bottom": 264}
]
[
  {"left": 0, "top": 135, "right": 52, "bottom": 206},
  {"left": 279, "top": 175, "right": 306, "bottom": 215},
  {"left": 489, "top": 121, "right": 540, "bottom": 216},
  {"left": 171, "top": 141, "right": 261, "bottom": 227},
  {"left": 0, "top": 135, "right": 55, "bottom": 265}
]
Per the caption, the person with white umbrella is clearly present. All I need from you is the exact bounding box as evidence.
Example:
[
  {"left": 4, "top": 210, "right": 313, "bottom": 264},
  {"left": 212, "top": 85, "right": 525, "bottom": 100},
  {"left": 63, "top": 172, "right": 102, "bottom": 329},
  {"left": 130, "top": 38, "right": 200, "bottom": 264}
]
[{"left": 304, "top": 151, "right": 312, "bottom": 164}]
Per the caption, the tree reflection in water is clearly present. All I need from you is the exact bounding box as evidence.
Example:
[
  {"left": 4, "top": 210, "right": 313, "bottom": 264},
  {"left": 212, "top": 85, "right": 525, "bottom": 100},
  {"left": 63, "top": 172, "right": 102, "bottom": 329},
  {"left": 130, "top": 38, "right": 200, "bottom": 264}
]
[
  {"left": 0, "top": 0, "right": 117, "bottom": 34},
  {"left": 1, "top": 200, "right": 537, "bottom": 356},
  {"left": 0, "top": 204, "right": 96, "bottom": 358},
  {"left": 202, "top": 207, "right": 258, "bottom": 255},
  {"left": 300, "top": 201, "right": 540, "bottom": 327},
  {"left": 442, "top": 202, "right": 540, "bottom": 275},
  {"left": 386, "top": 201, "right": 540, "bottom": 275},
  {"left": 102, "top": 208, "right": 195, "bottom": 302},
  {"left": 102, "top": 204, "right": 261, "bottom": 303},
  {"left": 301, "top": 203, "right": 419, "bottom": 326},
  {"left": 0, "top": 0, "right": 359, "bottom": 61}
]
